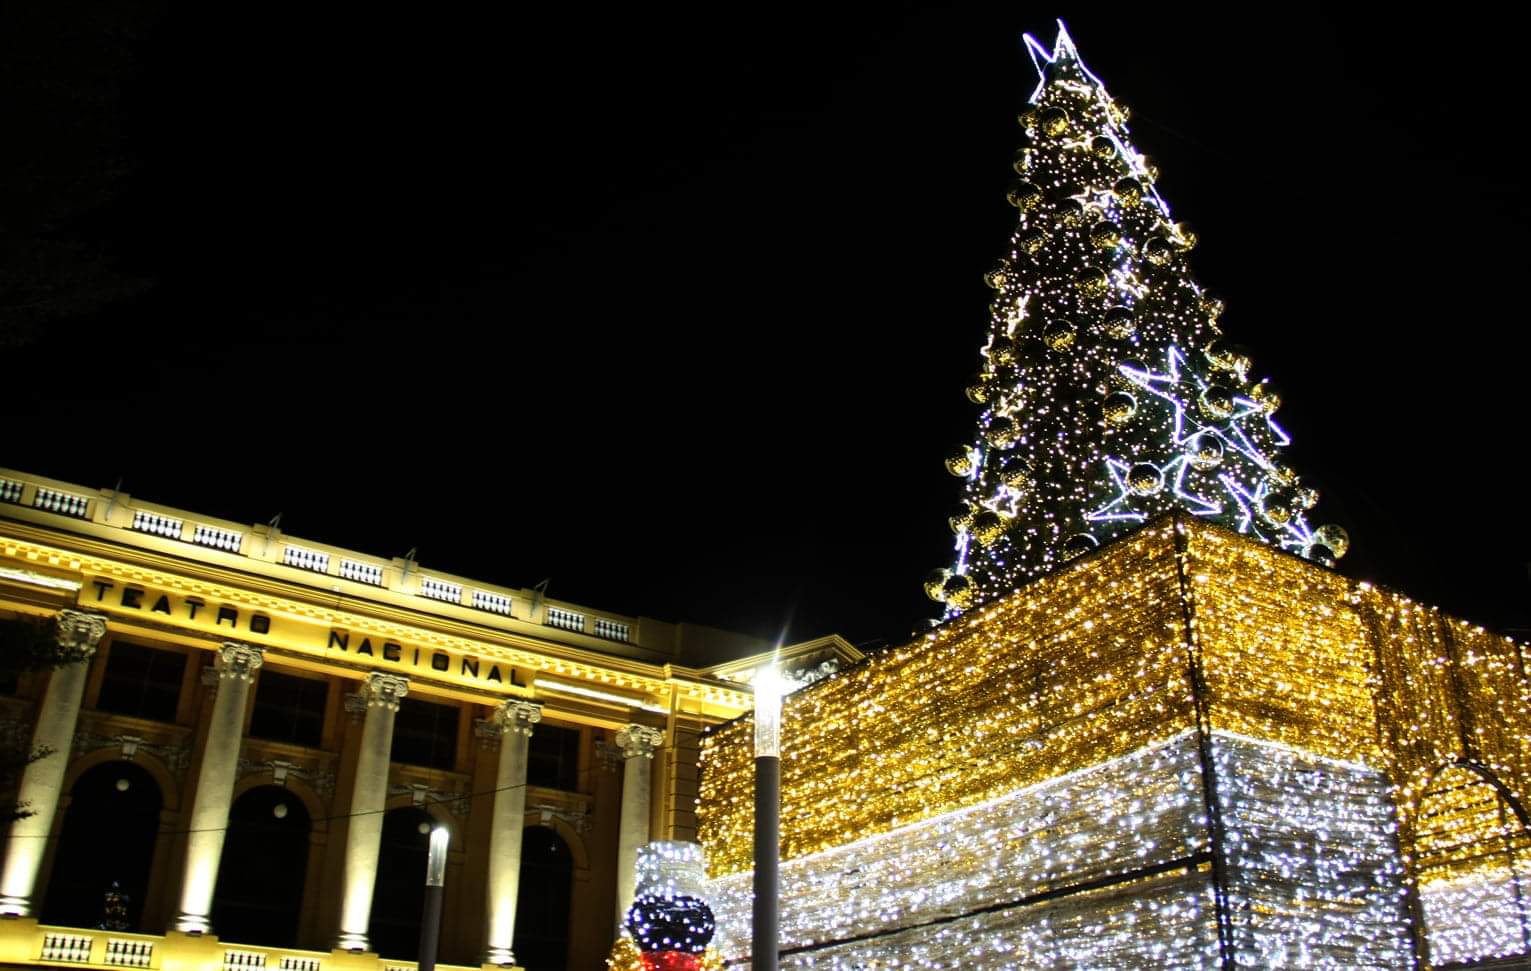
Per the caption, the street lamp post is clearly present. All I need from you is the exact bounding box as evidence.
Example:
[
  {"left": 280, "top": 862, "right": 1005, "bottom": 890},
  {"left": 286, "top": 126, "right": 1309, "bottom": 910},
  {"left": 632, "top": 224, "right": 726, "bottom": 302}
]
[
  {"left": 753, "top": 666, "right": 783, "bottom": 971},
  {"left": 419, "top": 826, "right": 450, "bottom": 971}
]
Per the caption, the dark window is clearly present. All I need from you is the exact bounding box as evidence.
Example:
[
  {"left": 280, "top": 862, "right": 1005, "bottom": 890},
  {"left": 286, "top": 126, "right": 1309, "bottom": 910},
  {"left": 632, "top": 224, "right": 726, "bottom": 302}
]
[
  {"left": 42, "top": 761, "right": 162, "bottom": 931},
  {"left": 95, "top": 642, "right": 186, "bottom": 722},
  {"left": 512, "top": 826, "right": 573, "bottom": 971},
  {"left": 248, "top": 670, "right": 328, "bottom": 747},
  {"left": 368, "top": 808, "right": 431, "bottom": 959},
  {"left": 527, "top": 725, "right": 581, "bottom": 791},
  {"left": 391, "top": 698, "right": 459, "bottom": 770},
  {"left": 211, "top": 786, "right": 310, "bottom": 947}
]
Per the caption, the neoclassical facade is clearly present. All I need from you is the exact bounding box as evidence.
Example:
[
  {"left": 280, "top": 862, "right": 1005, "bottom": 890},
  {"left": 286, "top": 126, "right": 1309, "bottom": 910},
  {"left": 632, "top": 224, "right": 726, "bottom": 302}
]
[{"left": 0, "top": 467, "right": 858, "bottom": 970}]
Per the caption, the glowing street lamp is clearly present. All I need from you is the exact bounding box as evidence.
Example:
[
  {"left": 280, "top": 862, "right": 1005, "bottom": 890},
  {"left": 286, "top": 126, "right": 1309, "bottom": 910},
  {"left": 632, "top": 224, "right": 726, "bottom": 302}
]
[
  {"left": 419, "top": 825, "right": 450, "bottom": 971},
  {"left": 753, "top": 666, "right": 783, "bottom": 971}
]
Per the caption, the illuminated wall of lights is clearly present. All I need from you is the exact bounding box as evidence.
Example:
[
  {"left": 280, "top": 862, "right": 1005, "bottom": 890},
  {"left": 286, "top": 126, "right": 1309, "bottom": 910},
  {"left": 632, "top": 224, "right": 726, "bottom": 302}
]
[
  {"left": 697, "top": 519, "right": 1531, "bottom": 964},
  {"left": 705, "top": 732, "right": 1410, "bottom": 967},
  {"left": 927, "top": 23, "right": 1349, "bottom": 618}
]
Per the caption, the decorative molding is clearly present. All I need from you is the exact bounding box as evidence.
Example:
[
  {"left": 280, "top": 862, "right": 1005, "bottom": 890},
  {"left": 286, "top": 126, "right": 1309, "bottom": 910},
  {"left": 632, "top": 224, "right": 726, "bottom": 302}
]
[
  {"left": 492, "top": 699, "right": 542, "bottom": 737},
  {"left": 55, "top": 609, "right": 107, "bottom": 659},
  {"left": 360, "top": 672, "right": 409, "bottom": 711},
  {"left": 615, "top": 724, "right": 664, "bottom": 761},
  {"left": 215, "top": 642, "right": 264, "bottom": 681}
]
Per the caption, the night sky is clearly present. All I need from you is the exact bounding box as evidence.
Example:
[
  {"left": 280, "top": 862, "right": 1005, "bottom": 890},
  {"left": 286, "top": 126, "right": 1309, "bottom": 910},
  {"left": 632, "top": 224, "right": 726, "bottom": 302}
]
[{"left": 5, "top": 6, "right": 1528, "bottom": 650}]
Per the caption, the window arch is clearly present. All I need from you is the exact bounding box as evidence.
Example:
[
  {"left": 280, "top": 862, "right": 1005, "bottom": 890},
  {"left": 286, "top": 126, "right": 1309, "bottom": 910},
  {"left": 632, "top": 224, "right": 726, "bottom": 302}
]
[
  {"left": 41, "top": 761, "right": 162, "bottom": 931},
  {"left": 368, "top": 807, "right": 434, "bottom": 959},
  {"left": 209, "top": 785, "right": 311, "bottom": 947}
]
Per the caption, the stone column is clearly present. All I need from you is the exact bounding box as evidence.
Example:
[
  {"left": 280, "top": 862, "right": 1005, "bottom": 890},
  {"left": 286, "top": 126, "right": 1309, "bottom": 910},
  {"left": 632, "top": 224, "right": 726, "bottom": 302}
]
[
  {"left": 173, "top": 642, "right": 263, "bottom": 933},
  {"left": 613, "top": 724, "right": 664, "bottom": 930},
  {"left": 0, "top": 610, "right": 107, "bottom": 917},
  {"left": 335, "top": 672, "right": 408, "bottom": 952},
  {"left": 482, "top": 700, "right": 541, "bottom": 966}
]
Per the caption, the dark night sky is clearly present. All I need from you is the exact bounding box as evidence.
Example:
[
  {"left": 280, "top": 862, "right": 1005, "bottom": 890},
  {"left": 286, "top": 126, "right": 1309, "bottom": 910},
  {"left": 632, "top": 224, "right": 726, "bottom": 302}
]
[{"left": 4, "top": 5, "right": 1529, "bottom": 649}]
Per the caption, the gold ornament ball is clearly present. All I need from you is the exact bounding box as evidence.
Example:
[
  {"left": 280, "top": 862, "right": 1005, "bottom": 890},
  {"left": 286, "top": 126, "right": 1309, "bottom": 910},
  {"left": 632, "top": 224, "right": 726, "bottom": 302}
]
[
  {"left": 1113, "top": 177, "right": 1143, "bottom": 206},
  {"left": 1250, "top": 380, "right": 1282, "bottom": 413},
  {"left": 1260, "top": 488, "right": 1296, "bottom": 526},
  {"left": 1042, "top": 319, "right": 1078, "bottom": 351},
  {"left": 1002, "top": 458, "right": 1035, "bottom": 492},
  {"left": 1141, "top": 158, "right": 1162, "bottom": 181},
  {"left": 1102, "top": 391, "right": 1137, "bottom": 425},
  {"left": 1269, "top": 463, "right": 1297, "bottom": 487},
  {"left": 1187, "top": 431, "right": 1224, "bottom": 469},
  {"left": 947, "top": 505, "right": 974, "bottom": 535},
  {"left": 1037, "top": 106, "right": 1070, "bottom": 136},
  {"left": 1201, "top": 294, "right": 1226, "bottom": 319},
  {"left": 945, "top": 447, "right": 977, "bottom": 477},
  {"left": 984, "top": 416, "right": 1018, "bottom": 448},
  {"left": 1114, "top": 358, "right": 1148, "bottom": 386},
  {"left": 924, "top": 568, "right": 952, "bottom": 601},
  {"left": 1200, "top": 384, "right": 1234, "bottom": 419},
  {"left": 1089, "top": 135, "right": 1116, "bottom": 158},
  {"left": 942, "top": 573, "right": 975, "bottom": 608},
  {"left": 1007, "top": 181, "right": 1043, "bottom": 210},
  {"left": 1061, "top": 533, "right": 1099, "bottom": 560},
  {"left": 1127, "top": 462, "right": 1164, "bottom": 495},
  {"left": 1054, "top": 198, "right": 1086, "bottom": 225},
  {"left": 1296, "top": 486, "right": 1320, "bottom": 509},
  {"left": 1102, "top": 306, "right": 1135, "bottom": 338},
  {"left": 988, "top": 336, "right": 1017, "bottom": 365},
  {"left": 1175, "top": 222, "right": 1199, "bottom": 249},
  {"left": 1203, "top": 340, "right": 1250, "bottom": 375},
  {"left": 984, "top": 266, "right": 1008, "bottom": 290},
  {"left": 1073, "top": 266, "right": 1109, "bottom": 296},
  {"left": 1143, "top": 236, "right": 1175, "bottom": 266},
  {"left": 1012, "top": 147, "right": 1032, "bottom": 174},
  {"left": 1088, "top": 221, "right": 1122, "bottom": 249},
  {"left": 1311, "top": 523, "right": 1350, "bottom": 558},
  {"left": 1017, "top": 226, "right": 1046, "bottom": 254},
  {"left": 964, "top": 381, "right": 991, "bottom": 404},
  {"left": 972, "top": 510, "right": 1006, "bottom": 546}
]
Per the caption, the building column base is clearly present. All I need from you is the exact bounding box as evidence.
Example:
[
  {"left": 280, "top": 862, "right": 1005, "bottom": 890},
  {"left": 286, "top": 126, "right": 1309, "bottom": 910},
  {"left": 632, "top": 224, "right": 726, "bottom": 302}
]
[
  {"left": 483, "top": 945, "right": 516, "bottom": 966},
  {"left": 172, "top": 913, "right": 211, "bottom": 935},
  {"left": 334, "top": 930, "right": 371, "bottom": 953},
  {"left": 0, "top": 897, "right": 31, "bottom": 918}
]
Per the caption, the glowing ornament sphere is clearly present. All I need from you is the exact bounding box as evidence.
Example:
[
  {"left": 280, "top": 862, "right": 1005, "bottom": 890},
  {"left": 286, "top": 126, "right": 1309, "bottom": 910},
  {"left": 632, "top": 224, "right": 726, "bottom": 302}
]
[
  {"left": 1296, "top": 486, "right": 1320, "bottom": 510},
  {"left": 1088, "top": 221, "right": 1122, "bottom": 249},
  {"left": 947, "top": 506, "right": 974, "bottom": 535},
  {"left": 1311, "top": 523, "right": 1350, "bottom": 558},
  {"left": 1307, "top": 544, "right": 1337, "bottom": 568},
  {"left": 1002, "top": 458, "right": 1035, "bottom": 492},
  {"left": 984, "top": 416, "right": 1018, "bottom": 448},
  {"left": 1012, "top": 147, "right": 1032, "bottom": 174},
  {"left": 1061, "top": 533, "right": 1098, "bottom": 560},
  {"left": 1269, "top": 464, "right": 1297, "bottom": 487},
  {"left": 1187, "top": 432, "right": 1225, "bottom": 469},
  {"left": 971, "top": 511, "right": 1006, "bottom": 546},
  {"left": 1142, "top": 158, "right": 1162, "bottom": 181},
  {"left": 1073, "top": 266, "right": 1109, "bottom": 296},
  {"left": 1127, "top": 463, "right": 1164, "bottom": 495},
  {"left": 984, "top": 266, "right": 1008, "bottom": 290},
  {"left": 1042, "top": 319, "right": 1078, "bottom": 351},
  {"left": 1054, "top": 198, "right": 1086, "bottom": 225},
  {"left": 965, "top": 381, "right": 991, "bottom": 404},
  {"left": 1102, "top": 391, "right": 1137, "bottom": 425},
  {"left": 1113, "top": 177, "right": 1143, "bottom": 206},
  {"left": 1199, "top": 384, "right": 1234, "bottom": 419},
  {"left": 1143, "top": 236, "right": 1175, "bottom": 266},
  {"left": 1201, "top": 294, "right": 1226, "bottom": 319},
  {"left": 942, "top": 573, "right": 975, "bottom": 608},
  {"left": 1089, "top": 134, "right": 1116, "bottom": 158},
  {"left": 1037, "top": 106, "right": 1070, "bottom": 136},
  {"left": 924, "top": 568, "right": 953, "bottom": 601},
  {"left": 1102, "top": 306, "right": 1135, "bottom": 338},
  {"left": 1115, "top": 359, "right": 1148, "bottom": 386},
  {"left": 1260, "top": 488, "right": 1296, "bottom": 526},
  {"left": 945, "top": 447, "right": 977, "bottom": 477},
  {"left": 1007, "top": 181, "right": 1043, "bottom": 210},
  {"left": 624, "top": 894, "right": 716, "bottom": 957},
  {"left": 1250, "top": 380, "right": 1282, "bottom": 413},
  {"left": 988, "top": 336, "right": 1017, "bottom": 365},
  {"left": 1017, "top": 226, "right": 1046, "bottom": 254},
  {"left": 1175, "top": 222, "right": 1199, "bottom": 249},
  {"left": 1203, "top": 340, "right": 1251, "bottom": 376}
]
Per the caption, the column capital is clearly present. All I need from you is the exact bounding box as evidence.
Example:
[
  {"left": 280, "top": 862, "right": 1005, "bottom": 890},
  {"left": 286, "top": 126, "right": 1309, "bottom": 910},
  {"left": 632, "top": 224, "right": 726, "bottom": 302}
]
[
  {"left": 492, "top": 699, "right": 542, "bottom": 737},
  {"left": 215, "top": 642, "right": 264, "bottom": 681},
  {"left": 54, "top": 609, "right": 107, "bottom": 658},
  {"left": 615, "top": 724, "right": 664, "bottom": 760},
  {"left": 360, "top": 671, "right": 409, "bottom": 711}
]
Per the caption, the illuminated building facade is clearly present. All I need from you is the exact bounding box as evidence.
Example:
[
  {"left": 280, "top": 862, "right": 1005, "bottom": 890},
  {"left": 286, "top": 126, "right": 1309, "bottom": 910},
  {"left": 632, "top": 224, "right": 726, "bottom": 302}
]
[
  {"left": 0, "top": 466, "right": 858, "bottom": 970},
  {"left": 698, "top": 517, "right": 1531, "bottom": 968}
]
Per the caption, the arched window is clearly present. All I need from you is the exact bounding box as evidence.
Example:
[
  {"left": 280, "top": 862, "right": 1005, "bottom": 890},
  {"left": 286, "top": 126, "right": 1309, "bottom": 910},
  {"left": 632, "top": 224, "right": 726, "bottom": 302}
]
[
  {"left": 1416, "top": 763, "right": 1531, "bottom": 965},
  {"left": 209, "top": 785, "right": 311, "bottom": 947},
  {"left": 368, "top": 807, "right": 433, "bottom": 960},
  {"left": 513, "top": 825, "right": 573, "bottom": 971},
  {"left": 41, "top": 761, "right": 162, "bottom": 931}
]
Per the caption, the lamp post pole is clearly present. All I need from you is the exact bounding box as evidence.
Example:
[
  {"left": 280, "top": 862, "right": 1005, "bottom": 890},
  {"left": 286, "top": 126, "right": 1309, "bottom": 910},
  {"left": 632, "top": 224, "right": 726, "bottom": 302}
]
[
  {"left": 419, "top": 826, "right": 450, "bottom": 971},
  {"left": 752, "top": 667, "right": 782, "bottom": 971}
]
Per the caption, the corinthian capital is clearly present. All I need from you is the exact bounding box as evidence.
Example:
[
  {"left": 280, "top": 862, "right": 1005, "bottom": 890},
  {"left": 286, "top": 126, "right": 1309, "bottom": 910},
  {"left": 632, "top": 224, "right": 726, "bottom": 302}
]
[
  {"left": 493, "top": 699, "right": 542, "bottom": 737},
  {"left": 55, "top": 609, "right": 108, "bottom": 658},
  {"left": 361, "top": 671, "right": 409, "bottom": 711},
  {"left": 615, "top": 724, "right": 664, "bottom": 760},
  {"left": 216, "top": 642, "right": 265, "bottom": 681}
]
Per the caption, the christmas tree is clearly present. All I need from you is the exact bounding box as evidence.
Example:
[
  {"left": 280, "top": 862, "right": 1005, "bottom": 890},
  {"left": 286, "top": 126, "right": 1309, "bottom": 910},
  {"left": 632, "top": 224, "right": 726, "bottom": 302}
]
[{"left": 928, "top": 22, "right": 1348, "bottom": 615}]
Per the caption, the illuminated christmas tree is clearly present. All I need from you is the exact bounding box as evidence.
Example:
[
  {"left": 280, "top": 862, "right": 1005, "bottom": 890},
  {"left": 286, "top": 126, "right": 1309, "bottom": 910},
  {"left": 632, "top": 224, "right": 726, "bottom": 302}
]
[{"left": 928, "top": 22, "right": 1349, "bottom": 615}]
